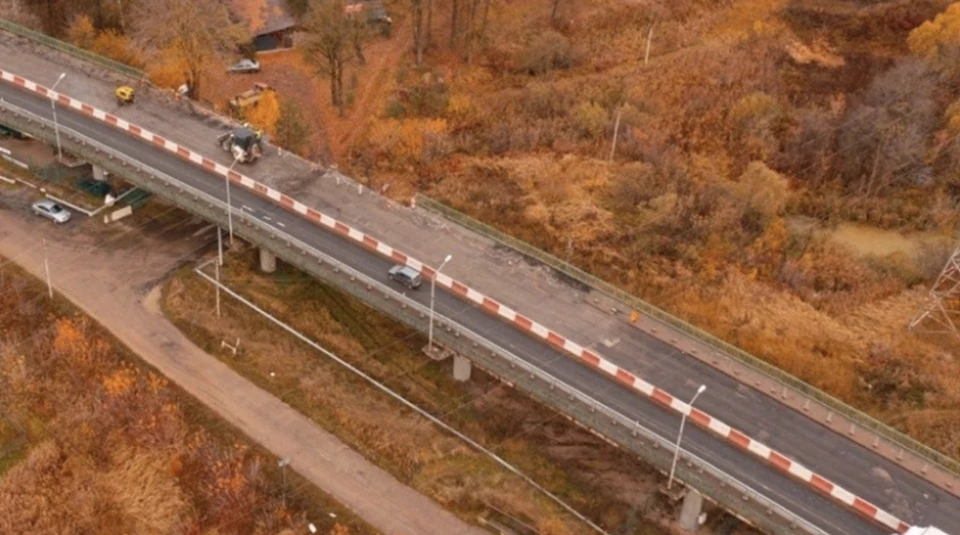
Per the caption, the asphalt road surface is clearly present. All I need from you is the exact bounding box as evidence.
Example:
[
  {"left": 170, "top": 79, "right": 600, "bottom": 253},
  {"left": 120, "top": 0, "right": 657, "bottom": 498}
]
[{"left": 2, "top": 81, "right": 958, "bottom": 535}]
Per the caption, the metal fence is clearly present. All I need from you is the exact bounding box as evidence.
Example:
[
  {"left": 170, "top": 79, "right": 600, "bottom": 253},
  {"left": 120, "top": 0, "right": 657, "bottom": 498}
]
[
  {"left": 0, "top": 100, "right": 831, "bottom": 535},
  {"left": 0, "top": 18, "right": 146, "bottom": 80},
  {"left": 415, "top": 194, "right": 960, "bottom": 479}
]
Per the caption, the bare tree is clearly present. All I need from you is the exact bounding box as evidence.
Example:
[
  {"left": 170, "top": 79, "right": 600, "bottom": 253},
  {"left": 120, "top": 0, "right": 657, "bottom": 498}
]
[
  {"left": 131, "top": 0, "right": 245, "bottom": 100},
  {"left": 450, "top": 0, "right": 459, "bottom": 48},
  {"left": 465, "top": 0, "right": 481, "bottom": 63},
  {"left": 426, "top": 0, "right": 434, "bottom": 46},
  {"left": 412, "top": 0, "right": 425, "bottom": 65},
  {"left": 550, "top": 0, "right": 562, "bottom": 24},
  {"left": 348, "top": 9, "right": 370, "bottom": 65},
  {"left": 304, "top": 0, "right": 353, "bottom": 116},
  {"left": 838, "top": 59, "right": 937, "bottom": 197}
]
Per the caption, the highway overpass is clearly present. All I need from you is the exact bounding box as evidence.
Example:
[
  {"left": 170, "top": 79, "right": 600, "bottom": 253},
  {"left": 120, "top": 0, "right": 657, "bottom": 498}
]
[{"left": 0, "top": 45, "right": 957, "bottom": 535}]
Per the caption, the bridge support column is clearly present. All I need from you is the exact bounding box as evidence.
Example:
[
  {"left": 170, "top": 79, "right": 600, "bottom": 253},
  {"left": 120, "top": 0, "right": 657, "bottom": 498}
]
[
  {"left": 678, "top": 489, "right": 703, "bottom": 532},
  {"left": 92, "top": 163, "right": 108, "bottom": 181},
  {"left": 452, "top": 355, "right": 471, "bottom": 382},
  {"left": 259, "top": 248, "right": 276, "bottom": 273}
]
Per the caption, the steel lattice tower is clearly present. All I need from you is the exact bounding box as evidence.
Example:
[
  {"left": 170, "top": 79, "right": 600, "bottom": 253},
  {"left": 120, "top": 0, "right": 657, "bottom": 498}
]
[{"left": 909, "top": 241, "right": 960, "bottom": 336}]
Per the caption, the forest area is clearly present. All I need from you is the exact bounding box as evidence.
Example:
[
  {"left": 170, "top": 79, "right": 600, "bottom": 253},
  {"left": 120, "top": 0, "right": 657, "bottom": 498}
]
[
  {"left": 0, "top": 265, "right": 372, "bottom": 535},
  {"left": 3, "top": 0, "right": 960, "bottom": 460}
]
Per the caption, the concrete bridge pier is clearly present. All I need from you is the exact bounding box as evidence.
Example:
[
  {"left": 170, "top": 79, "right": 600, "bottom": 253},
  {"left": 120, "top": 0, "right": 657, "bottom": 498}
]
[
  {"left": 453, "top": 354, "right": 472, "bottom": 382},
  {"left": 679, "top": 489, "right": 704, "bottom": 532},
  {"left": 259, "top": 248, "right": 277, "bottom": 273},
  {"left": 92, "top": 163, "right": 108, "bottom": 181}
]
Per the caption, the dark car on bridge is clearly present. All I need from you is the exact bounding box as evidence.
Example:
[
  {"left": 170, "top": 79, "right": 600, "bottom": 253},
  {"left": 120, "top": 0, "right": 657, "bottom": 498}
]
[{"left": 388, "top": 265, "right": 422, "bottom": 290}]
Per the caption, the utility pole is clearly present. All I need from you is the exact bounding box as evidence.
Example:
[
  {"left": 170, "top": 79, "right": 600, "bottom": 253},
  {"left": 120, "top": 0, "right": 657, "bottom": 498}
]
[
  {"left": 225, "top": 156, "right": 241, "bottom": 245},
  {"left": 278, "top": 458, "right": 291, "bottom": 509},
  {"left": 43, "top": 239, "right": 52, "bottom": 299}
]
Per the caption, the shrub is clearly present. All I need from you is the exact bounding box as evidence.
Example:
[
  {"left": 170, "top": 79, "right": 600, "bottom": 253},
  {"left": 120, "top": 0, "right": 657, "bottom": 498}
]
[
  {"left": 516, "top": 30, "right": 574, "bottom": 76},
  {"left": 570, "top": 101, "right": 609, "bottom": 141}
]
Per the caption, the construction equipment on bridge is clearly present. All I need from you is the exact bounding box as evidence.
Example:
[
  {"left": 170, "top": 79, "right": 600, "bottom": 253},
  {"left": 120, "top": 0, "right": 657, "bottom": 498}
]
[
  {"left": 115, "top": 85, "right": 135, "bottom": 106},
  {"left": 228, "top": 82, "right": 272, "bottom": 114},
  {"left": 217, "top": 126, "right": 263, "bottom": 163}
]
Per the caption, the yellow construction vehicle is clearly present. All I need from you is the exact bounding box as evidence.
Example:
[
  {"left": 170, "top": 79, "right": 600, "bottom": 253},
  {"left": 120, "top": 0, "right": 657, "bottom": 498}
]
[{"left": 115, "top": 85, "right": 135, "bottom": 106}]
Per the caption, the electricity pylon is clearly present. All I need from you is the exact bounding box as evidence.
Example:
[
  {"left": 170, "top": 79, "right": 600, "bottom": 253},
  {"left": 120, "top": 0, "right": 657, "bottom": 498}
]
[{"left": 909, "top": 241, "right": 960, "bottom": 337}]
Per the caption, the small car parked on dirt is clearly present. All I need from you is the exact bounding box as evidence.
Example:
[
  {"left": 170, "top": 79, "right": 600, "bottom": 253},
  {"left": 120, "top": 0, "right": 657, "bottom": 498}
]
[
  {"left": 227, "top": 59, "right": 261, "bottom": 74},
  {"left": 32, "top": 199, "right": 71, "bottom": 224}
]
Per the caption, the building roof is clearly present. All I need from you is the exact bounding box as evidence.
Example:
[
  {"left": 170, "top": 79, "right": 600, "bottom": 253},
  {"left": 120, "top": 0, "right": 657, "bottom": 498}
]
[{"left": 229, "top": 0, "right": 296, "bottom": 37}]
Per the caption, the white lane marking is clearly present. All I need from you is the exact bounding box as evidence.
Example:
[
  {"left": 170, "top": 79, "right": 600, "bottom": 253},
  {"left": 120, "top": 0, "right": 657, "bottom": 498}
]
[
  {"left": 277, "top": 221, "right": 286, "bottom": 228},
  {"left": 242, "top": 205, "right": 254, "bottom": 212}
]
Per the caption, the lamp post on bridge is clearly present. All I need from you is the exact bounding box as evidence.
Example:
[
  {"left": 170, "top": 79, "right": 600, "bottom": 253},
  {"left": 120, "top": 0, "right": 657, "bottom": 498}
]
[
  {"left": 668, "top": 384, "right": 706, "bottom": 491},
  {"left": 49, "top": 72, "right": 66, "bottom": 161},
  {"left": 428, "top": 254, "right": 452, "bottom": 353},
  {"left": 224, "top": 155, "right": 242, "bottom": 249}
]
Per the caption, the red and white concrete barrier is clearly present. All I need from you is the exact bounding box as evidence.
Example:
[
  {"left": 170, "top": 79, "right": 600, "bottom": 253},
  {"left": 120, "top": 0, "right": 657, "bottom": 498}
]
[{"left": 0, "top": 67, "right": 915, "bottom": 534}]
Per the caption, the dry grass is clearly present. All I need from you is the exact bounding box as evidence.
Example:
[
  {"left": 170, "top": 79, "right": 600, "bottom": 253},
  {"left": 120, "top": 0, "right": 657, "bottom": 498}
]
[{"left": 162, "top": 252, "right": 759, "bottom": 534}]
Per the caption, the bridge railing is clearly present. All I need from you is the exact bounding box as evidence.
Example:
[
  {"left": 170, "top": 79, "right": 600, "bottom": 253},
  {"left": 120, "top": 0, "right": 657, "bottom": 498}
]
[
  {"left": 416, "top": 194, "right": 960, "bottom": 480},
  {"left": 0, "top": 99, "right": 831, "bottom": 535},
  {"left": 0, "top": 18, "right": 146, "bottom": 80}
]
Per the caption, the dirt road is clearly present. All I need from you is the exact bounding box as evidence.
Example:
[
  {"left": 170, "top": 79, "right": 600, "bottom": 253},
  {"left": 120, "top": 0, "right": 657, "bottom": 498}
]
[{"left": 0, "top": 193, "right": 486, "bottom": 535}]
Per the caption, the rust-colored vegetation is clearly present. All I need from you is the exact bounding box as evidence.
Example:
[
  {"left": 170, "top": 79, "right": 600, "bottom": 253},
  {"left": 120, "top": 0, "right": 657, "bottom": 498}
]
[
  {"left": 0, "top": 264, "right": 372, "bottom": 535},
  {"left": 344, "top": 0, "right": 960, "bottom": 459}
]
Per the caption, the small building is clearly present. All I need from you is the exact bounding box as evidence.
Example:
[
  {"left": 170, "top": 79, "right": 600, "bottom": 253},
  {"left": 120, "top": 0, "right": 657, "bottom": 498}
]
[{"left": 229, "top": 0, "right": 298, "bottom": 52}]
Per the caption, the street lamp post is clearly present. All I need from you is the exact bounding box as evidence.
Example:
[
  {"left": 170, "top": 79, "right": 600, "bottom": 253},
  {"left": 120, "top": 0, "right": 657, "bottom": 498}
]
[
  {"left": 278, "top": 457, "right": 291, "bottom": 508},
  {"left": 50, "top": 73, "right": 66, "bottom": 161},
  {"left": 667, "top": 384, "right": 706, "bottom": 490},
  {"left": 224, "top": 156, "right": 241, "bottom": 245},
  {"left": 428, "top": 254, "right": 452, "bottom": 352}
]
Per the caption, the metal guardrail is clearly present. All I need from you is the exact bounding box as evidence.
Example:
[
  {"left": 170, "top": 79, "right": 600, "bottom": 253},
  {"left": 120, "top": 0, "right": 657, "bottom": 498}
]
[
  {"left": 416, "top": 194, "right": 960, "bottom": 478},
  {"left": 0, "top": 100, "right": 829, "bottom": 535},
  {"left": 0, "top": 18, "right": 146, "bottom": 80}
]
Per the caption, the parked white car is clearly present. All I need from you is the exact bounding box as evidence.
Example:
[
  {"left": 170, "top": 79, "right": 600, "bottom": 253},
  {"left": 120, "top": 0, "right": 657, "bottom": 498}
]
[
  {"left": 227, "top": 59, "right": 261, "bottom": 74},
  {"left": 32, "top": 199, "right": 71, "bottom": 224}
]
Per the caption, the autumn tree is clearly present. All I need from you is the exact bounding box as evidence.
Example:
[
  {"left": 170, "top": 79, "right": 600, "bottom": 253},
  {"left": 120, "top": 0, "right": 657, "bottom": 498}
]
[
  {"left": 731, "top": 161, "right": 789, "bottom": 233},
  {"left": 244, "top": 90, "right": 281, "bottom": 138},
  {"left": 908, "top": 3, "right": 960, "bottom": 81},
  {"left": 67, "top": 15, "right": 141, "bottom": 66},
  {"left": 276, "top": 100, "right": 313, "bottom": 156},
  {"left": 774, "top": 107, "right": 835, "bottom": 187},
  {"left": 24, "top": 0, "right": 128, "bottom": 35},
  {"left": 727, "top": 92, "right": 783, "bottom": 164},
  {"left": 304, "top": 0, "right": 355, "bottom": 115},
  {"left": 131, "top": 0, "right": 246, "bottom": 100}
]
